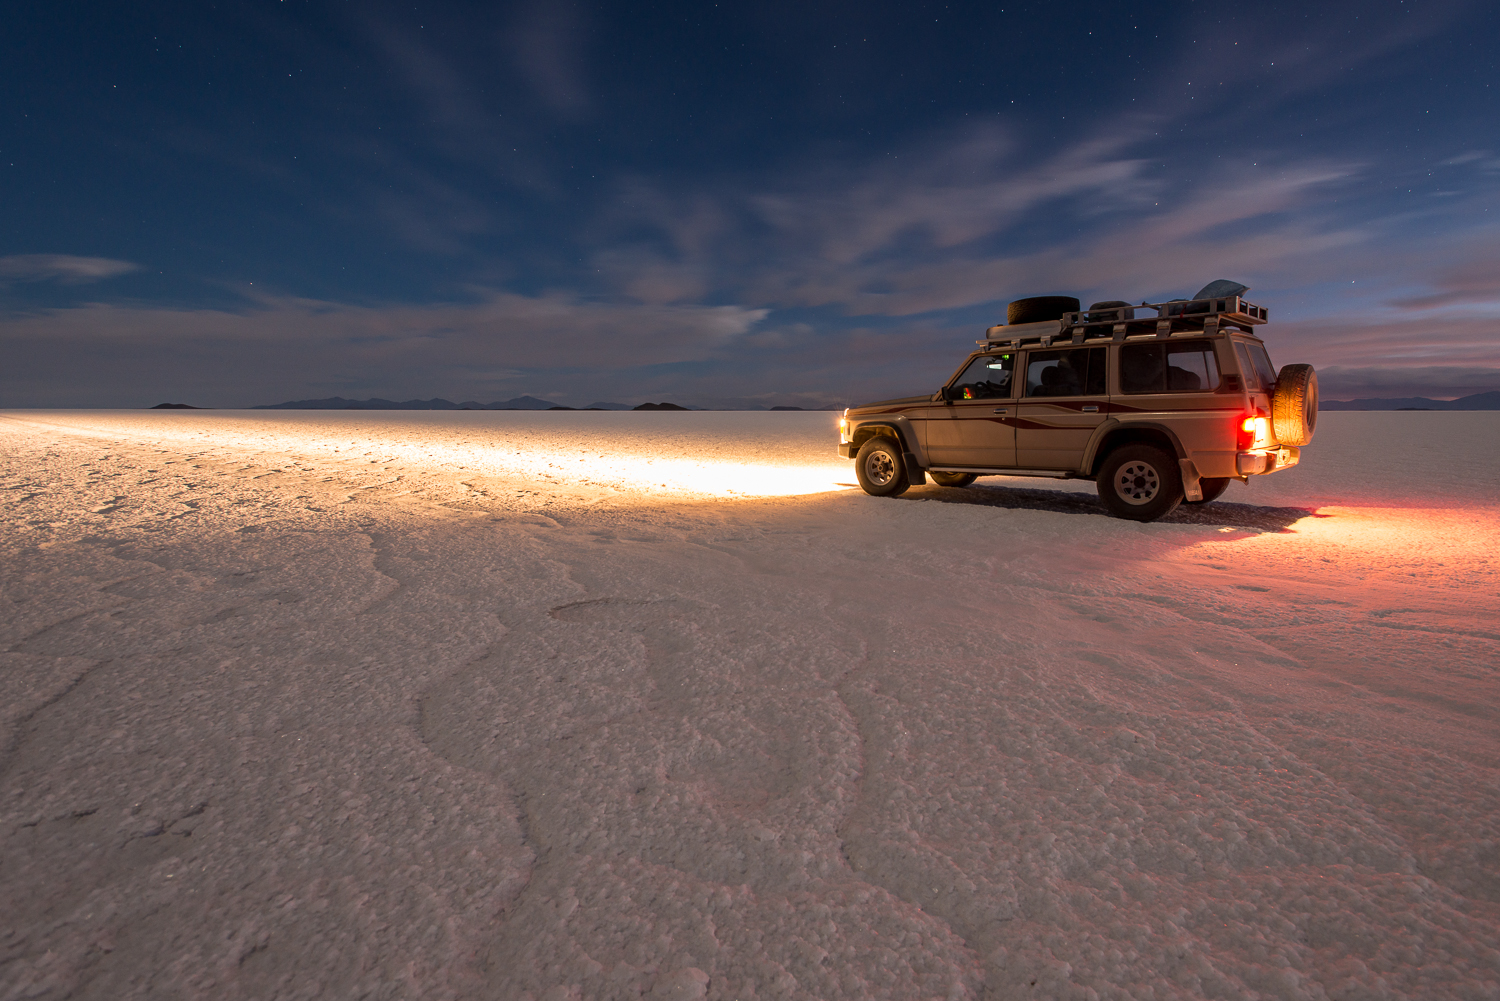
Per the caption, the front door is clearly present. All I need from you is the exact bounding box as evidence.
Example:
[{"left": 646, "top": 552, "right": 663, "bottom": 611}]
[
  {"left": 1015, "top": 346, "right": 1110, "bottom": 469},
  {"left": 930, "top": 352, "right": 1017, "bottom": 466}
]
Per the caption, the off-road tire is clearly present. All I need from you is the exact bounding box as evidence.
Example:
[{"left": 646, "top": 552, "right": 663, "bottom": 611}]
[
  {"left": 1186, "top": 477, "right": 1231, "bottom": 504},
  {"left": 855, "top": 436, "right": 911, "bottom": 497},
  {"left": 1271, "top": 364, "right": 1318, "bottom": 446},
  {"left": 1007, "top": 296, "right": 1081, "bottom": 325},
  {"left": 929, "top": 471, "right": 978, "bottom": 487},
  {"left": 1097, "top": 444, "right": 1184, "bottom": 522}
]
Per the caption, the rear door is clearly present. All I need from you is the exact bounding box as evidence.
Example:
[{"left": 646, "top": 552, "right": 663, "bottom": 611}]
[
  {"left": 1115, "top": 337, "right": 1231, "bottom": 455},
  {"left": 1014, "top": 346, "right": 1109, "bottom": 469}
]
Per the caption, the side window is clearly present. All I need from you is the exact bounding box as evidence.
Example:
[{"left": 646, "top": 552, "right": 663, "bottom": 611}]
[
  {"left": 1025, "top": 347, "right": 1105, "bottom": 397},
  {"left": 1234, "top": 342, "right": 1261, "bottom": 388},
  {"left": 1166, "top": 341, "right": 1220, "bottom": 391},
  {"left": 1120, "top": 340, "right": 1220, "bottom": 393},
  {"left": 950, "top": 352, "right": 1014, "bottom": 399},
  {"left": 1247, "top": 342, "right": 1278, "bottom": 388}
]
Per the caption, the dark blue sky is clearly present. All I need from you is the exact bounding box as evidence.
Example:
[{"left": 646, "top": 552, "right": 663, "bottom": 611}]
[{"left": 3, "top": 0, "right": 1497, "bottom": 407}]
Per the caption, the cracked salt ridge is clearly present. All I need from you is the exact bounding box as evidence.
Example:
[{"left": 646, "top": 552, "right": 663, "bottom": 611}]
[{"left": 1, "top": 412, "right": 1499, "bottom": 1000}]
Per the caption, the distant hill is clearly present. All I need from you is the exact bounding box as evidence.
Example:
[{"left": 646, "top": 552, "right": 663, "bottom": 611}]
[
  {"left": 253, "top": 395, "right": 563, "bottom": 410},
  {"left": 249, "top": 396, "right": 817, "bottom": 412},
  {"left": 464, "top": 396, "right": 564, "bottom": 410},
  {"left": 1321, "top": 390, "right": 1500, "bottom": 411},
  {"left": 151, "top": 403, "right": 205, "bottom": 409}
]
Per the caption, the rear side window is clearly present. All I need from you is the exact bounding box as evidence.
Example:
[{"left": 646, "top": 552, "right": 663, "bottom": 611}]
[
  {"left": 1234, "top": 342, "right": 1261, "bottom": 388},
  {"left": 1025, "top": 347, "right": 1107, "bottom": 397},
  {"left": 1247, "top": 342, "right": 1277, "bottom": 388},
  {"left": 1120, "top": 339, "right": 1221, "bottom": 393}
]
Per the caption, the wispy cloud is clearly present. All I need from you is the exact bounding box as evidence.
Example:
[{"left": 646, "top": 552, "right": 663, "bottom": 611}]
[
  {"left": 507, "top": 2, "right": 589, "bottom": 115},
  {"left": 1153, "top": 0, "right": 1478, "bottom": 124},
  {"left": 594, "top": 123, "right": 1363, "bottom": 317},
  {"left": 0, "top": 254, "right": 139, "bottom": 284},
  {"left": 0, "top": 290, "right": 766, "bottom": 407},
  {"left": 1269, "top": 311, "right": 1500, "bottom": 399},
  {"left": 1386, "top": 257, "right": 1500, "bottom": 312},
  {"left": 1314, "top": 365, "right": 1500, "bottom": 399}
]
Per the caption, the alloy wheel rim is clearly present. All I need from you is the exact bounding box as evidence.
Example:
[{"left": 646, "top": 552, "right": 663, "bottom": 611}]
[
  {"left": 865, "top": 450, "right": 896, "bottom": 486},
  {"left": 1115, "top": 461, "right": 1159, "bottom": 504}
]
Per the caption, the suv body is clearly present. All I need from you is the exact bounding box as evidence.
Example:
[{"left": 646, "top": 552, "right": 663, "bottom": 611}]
[{"left": 837, "top": 294, "right": 1317, "bottom": 520}]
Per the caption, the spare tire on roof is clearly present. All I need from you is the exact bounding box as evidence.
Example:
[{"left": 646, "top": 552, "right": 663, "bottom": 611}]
[
  {"left": 1007, "top": 296, "right": 1080, "bottom": 325},
  {"left": 1087, "top": 300, "right": 1134, "bottom": 323}
]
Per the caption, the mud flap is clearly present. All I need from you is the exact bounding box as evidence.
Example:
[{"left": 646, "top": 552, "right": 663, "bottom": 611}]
[
  {"left": 903, "top": 452, "right": 926, "bottom": 486},
  {"left": 1179, "top": 458, "right": 1203, "bottom": 502}
]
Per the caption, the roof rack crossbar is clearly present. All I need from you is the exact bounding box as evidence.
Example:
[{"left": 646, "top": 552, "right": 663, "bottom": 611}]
[{"left": 981, "top": 294, "right": 1268, "bottom": 346}]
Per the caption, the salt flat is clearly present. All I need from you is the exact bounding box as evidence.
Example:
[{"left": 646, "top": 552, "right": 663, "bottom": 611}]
[{"left": 2, "top": 410, "right": 1498, "bottom": 1001}]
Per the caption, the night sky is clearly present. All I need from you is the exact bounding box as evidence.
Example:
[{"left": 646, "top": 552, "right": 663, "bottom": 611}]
[{"left": 3, "top": 0, "right": 1496, "bottom": 408}]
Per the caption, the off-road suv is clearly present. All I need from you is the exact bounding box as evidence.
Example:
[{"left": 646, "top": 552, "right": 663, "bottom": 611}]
[{"left": 837, "top": 283, "right": 1317, "bottom": 521}]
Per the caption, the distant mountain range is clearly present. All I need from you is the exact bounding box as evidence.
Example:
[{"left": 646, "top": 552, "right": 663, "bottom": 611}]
[
  {"left": 247, "top": 396, "right": 722, "bottom": 411},
  {"left": 178, "top": 390, "right": 1500, "bottom": 413},
  {"left": 1321, "top": 390, "right": 1500, "bottom": 411},
  {"left": 251, "top": 396, "right": 636, "bottom": 411}
]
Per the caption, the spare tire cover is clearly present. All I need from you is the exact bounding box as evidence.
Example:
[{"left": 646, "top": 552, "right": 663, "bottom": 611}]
[
  {"left": 1271, "top": 364, "right": 1318, "bottom": 446},
  {"left": 1087, "top": 299, "right": 1134, "bottom": 322},
  {"left": 1007, "top": 296, "right": 1081, "bottom": 325}
]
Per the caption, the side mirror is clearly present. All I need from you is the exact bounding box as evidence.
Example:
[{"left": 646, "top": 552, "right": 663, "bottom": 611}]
[{"left": 935, "top": 387, "right": 953, "bottom": 402}]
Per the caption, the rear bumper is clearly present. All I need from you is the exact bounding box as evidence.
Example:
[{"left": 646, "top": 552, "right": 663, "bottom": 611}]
[{"left": 1237, "top": 446, "right": 1300, "bottom": 476}]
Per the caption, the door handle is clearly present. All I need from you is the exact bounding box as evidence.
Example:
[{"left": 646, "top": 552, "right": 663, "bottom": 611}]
[
  {"left": 992, "top": 408, "right": 1009, "bottom": 414},
  {"left": 1082, "top": 405, "right": 1099, "bottom": 413}
]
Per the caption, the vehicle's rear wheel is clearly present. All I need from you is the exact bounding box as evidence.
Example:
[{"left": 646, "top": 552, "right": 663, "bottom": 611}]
[
  {"left": 929, "top": 471, "right": 977, "bottom": 487},
  {"left": 1097, "top": 445, "right": 1184, "bottom": 521},
  {"left": 855, "top": 436, "right": 911, "bottom": 497},
  {"left": 1186, "top": 477, "right": 1231, "bottom": 504},
  {"left": 1271, "top": 364, "right": 1318, "bottom": 445}
]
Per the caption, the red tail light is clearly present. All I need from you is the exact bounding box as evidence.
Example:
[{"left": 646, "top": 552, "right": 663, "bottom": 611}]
[{"left": 1236, "top": 414, "right": 1256, "bottom": 450}]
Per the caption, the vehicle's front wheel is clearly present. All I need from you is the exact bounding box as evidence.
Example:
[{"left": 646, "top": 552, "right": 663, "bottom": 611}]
[
  {"left": 1097, "top": 445, "right": 1184, "bottom": 521},
  {"left": 855, "top": 437, "right": 910, "bottom": 497},
  {"left": 1186, "top": 477, "right": 1231, "bottom": 504},
  {"left": 929, "top": 471, "right": 977, "bottom": 487}
]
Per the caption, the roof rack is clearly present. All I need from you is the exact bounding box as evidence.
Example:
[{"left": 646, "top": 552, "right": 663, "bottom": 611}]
[{"left": 979, "top": 295, "right": 1268, "bottom": 347}]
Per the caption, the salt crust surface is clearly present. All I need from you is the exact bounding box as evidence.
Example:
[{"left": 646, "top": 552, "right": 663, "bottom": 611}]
[{"left": 2, "top": 410, "right": 1497, "bottom": 1000}]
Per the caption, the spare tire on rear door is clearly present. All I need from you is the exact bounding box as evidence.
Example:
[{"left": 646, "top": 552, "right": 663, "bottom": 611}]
[
  {"left": 1271, "top": 364, "right": 1318, "bottom": 446},
  {"left": 1007, "top": 296, "right": 1080, "bottom": 325}
]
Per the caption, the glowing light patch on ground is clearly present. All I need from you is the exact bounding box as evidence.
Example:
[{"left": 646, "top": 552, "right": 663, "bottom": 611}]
[
  {"left": 1280, "top": 504, "right": 1500, "bottom": 572},
  {"left": 0, "top": 409, "right": 855, "bottom": 499}
]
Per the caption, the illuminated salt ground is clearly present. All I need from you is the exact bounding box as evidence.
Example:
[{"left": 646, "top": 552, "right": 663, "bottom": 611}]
[{"left": 2, "top": 410, "right": 1497, "bottom": 1001}]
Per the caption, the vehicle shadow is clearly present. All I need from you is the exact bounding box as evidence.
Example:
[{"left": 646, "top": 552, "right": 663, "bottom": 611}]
[{"left": 902, "top": 482, "right": 1314, "bottom": 532}]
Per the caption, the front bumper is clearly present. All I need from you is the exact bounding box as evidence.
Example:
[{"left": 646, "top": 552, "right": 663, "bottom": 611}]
[
  {"left": 838, "top": 442, "right": 854, "bottom": 458},
  {"left": 1237, "top": 446, "right": 1300, "bottom": 476}
]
